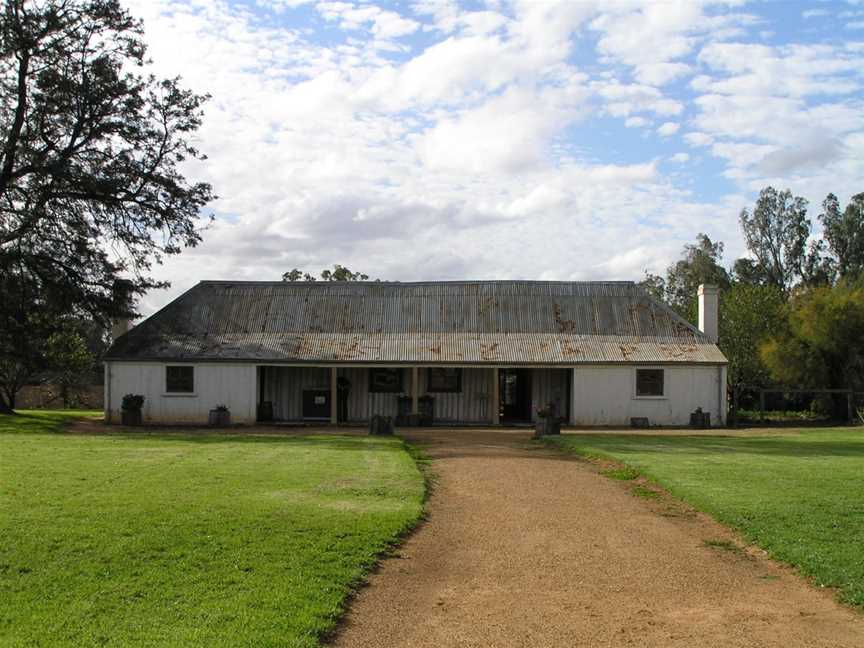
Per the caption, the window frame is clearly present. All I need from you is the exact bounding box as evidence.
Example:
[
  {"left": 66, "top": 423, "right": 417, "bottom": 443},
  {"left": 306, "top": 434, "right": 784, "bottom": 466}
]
[
  {"left": 368, "top": 368, "right": 403, "bottom": 393},
  {"left": 633, "top": 367, "right": 665, "bottom": 399},
  {"left": 165, "top": 365, "right": 196, "bottom": 395},
  {"left": 427, "top": 367, "right": 462, "bottom": 393}
]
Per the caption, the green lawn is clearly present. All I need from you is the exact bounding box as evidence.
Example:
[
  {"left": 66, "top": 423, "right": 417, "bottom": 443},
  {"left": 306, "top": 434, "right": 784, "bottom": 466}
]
[
  {"left": 0, "top": 411, "right": 425, "bottom": 647},
  {"left": 546, "top": 429, "right": 864, "bottom": 608}
]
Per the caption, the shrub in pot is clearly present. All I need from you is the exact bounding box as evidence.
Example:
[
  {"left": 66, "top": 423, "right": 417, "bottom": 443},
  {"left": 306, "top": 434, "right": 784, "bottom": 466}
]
[
  {"left": 209, "top": 404, "right": 231, "bottom": 427},
  {"left": 369, "top": 414, "right": 394, "bottom": 436},
  {"left": 534, "top": 402, "right": 561, "bottom": 438},
  {"left": 121, "top": 394, "right": 145, "bottom": 426}
]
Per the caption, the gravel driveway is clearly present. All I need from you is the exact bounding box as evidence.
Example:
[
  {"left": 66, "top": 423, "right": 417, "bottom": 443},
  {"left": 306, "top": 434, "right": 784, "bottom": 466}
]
[{"left": 330, "top": 428, "right": 864, "bottom": 648}]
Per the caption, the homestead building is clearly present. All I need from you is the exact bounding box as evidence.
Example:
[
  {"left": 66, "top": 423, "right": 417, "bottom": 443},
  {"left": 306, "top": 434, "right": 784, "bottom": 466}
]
[{"left": 104, "top": 281, "right": 727, "bottom": 427}]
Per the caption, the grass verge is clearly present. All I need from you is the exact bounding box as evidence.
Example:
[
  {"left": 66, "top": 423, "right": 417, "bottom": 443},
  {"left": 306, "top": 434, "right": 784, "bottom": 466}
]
[
  {"left": 0, "top": 411, "right": 425, "bottom": 647},
  {"left": 545, "top": 429, "right": 864, "bottom": 609}
]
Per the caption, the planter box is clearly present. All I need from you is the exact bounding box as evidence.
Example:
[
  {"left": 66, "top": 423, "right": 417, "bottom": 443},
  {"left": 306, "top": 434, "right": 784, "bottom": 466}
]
[
  {"left": 121, "top": 409, "right": 142, "bottom": 426},
  {"left": 209, "top": 410, "right": 231, "bottom": 427}
]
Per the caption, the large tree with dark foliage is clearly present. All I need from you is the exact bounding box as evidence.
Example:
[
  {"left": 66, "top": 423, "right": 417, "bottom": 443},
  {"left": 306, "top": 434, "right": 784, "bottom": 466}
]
[
  {"left": 0, "top": 0, "right": 213, "bottom": 310},
  {"left": 0, "top": 0, "right": 213, "bottom": 412},
  {"left": 719, "top": 283, "right": 785, "bottom": 387},
  {"left": 738, "top": 187, "right": 830, "bottom": 292},
  {"left": 760, "top": 280, "right": 864, "bottom": 416},
  {"left": 638, "top": 233, "right": 730, "bottom": 319},
  {"left": 820, "top": 193, "right": 864, "bottom": 281},
  {"left": 642, "top": 187, "right": 864, "bottom": 402}
]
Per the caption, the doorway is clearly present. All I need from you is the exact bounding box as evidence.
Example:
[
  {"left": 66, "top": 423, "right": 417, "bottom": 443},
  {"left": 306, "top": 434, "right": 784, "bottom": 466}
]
[{"left": 499, "top": 368, "right": 532, "bottom": 423}]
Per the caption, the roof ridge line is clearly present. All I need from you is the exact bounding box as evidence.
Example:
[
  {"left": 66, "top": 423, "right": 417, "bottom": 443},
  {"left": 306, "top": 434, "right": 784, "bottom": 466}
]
[{"left": 196, "top": 279, "right": 638, "bottom": 286}]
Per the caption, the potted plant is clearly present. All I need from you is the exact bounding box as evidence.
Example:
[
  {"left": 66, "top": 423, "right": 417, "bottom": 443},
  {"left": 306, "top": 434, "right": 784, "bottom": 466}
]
[
  {"left": 534, "top": 406, "right": 549, "bottom": 438},
  {"left": 121, "top": 394, "right": 145, "bottom": 426},
  {"left": 209, "top": 404, "right": 231, "bottom": 427},
  {"left": 534, "top": 402, "right": 562, "bottom": 438}
]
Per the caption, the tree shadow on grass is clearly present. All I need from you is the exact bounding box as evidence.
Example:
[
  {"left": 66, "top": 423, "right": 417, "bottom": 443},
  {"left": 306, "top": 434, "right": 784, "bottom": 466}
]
[{"left": 0, "top": 410, "right": 100, "bottom": 434}]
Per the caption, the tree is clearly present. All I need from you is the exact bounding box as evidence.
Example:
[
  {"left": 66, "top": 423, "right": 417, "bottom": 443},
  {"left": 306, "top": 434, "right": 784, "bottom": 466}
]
[
  {"left": 730, "top": 257, "right": 770, "bottom": 285},
  {"left": 665, "top": 234, "right": 730, "bottom": 317},
  {"left": 760, "top": 281, "right": 864, "bottom": 415},
  {"left": 738, "top": 187, "right": 814, "bottom": 293},
  {"left": 45, "top": 326, "right": 93, "bottom": 408},
  {"left": 639, "top": 234, "right": 730, "bottom": 321},
  {"left": 0, "top": 0, "right": 214, "bottom": 322},
  {"left": 282, "top": 265, "right": 372, "bottom": 282},
  {"left": 718, "top": 283, "right": 785, "bottom": 387},
  {"left": 799, "top": 239, "right": 835, "bottom": 288},
  {"left": 0, "top": 254, "right": 54, "bottom": 412},
  {"left": 281, "top": 269, "right": 316, "bottom": 282},
  {"left": 637, "top": 271, "right": 665, "bottom": 302},
  {"left": 820, "top": 192, "right": 864, "bottom": 280}
]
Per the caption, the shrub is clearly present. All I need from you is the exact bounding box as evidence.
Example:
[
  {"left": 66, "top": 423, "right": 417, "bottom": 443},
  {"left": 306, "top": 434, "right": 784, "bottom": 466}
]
[{"left": 121, "top": 394, "right": 145, "bottom": 411}]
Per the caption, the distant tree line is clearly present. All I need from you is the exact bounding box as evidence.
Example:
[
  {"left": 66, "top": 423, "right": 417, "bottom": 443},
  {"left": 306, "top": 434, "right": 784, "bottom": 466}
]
[
  {"left": 282, "top": 265, "right": 372, "bottom": 282},
  {"left": 641, "top": 188, "right": 864, "bottom": 405}
]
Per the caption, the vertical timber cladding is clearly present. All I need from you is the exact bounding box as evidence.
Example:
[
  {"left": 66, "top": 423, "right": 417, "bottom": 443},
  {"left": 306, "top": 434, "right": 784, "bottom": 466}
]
[
  {"left": 337, "top": 367, "right": 406, "bottom": 421},
  {"left": 261, "top": 365, "right": 566, "bottom": 424},
  {"left": 531, "top": 369, "right": 570, "bottom": 423},
  {"left": 420, "top": 368, "right": 494, "bottom": 423},
  {"left": 335, "top": 367, "right": 495, "bottom": 423},
  {"left": 260, "top": 366, "right": 330, "bottom": 421}
]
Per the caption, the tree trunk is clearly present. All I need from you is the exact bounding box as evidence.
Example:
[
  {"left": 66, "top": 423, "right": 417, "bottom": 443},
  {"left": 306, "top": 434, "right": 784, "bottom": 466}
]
[{"left": 0, "top": 389, "right": 15, "bottom": 413}]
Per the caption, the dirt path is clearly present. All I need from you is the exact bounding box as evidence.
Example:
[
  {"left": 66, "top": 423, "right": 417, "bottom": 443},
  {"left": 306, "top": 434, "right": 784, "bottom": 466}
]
[{"left": 331, "top": 428, "right": 864, "bottom": 648}]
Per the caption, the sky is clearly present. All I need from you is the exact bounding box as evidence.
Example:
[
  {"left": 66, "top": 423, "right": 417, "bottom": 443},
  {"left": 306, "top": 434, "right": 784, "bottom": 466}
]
[{"left": 125, "top": 0, "right": 864, "bottom": 315}]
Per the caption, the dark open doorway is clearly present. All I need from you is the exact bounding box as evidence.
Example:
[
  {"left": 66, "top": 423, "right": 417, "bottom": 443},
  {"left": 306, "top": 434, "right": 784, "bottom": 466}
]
[{"left": 500, "top": 368, "right": 532, "bottom": 423}]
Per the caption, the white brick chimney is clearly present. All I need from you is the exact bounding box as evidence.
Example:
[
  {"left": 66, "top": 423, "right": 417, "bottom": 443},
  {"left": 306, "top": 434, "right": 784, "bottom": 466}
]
[{"left": 698, "top": 284, "right": 719, "bottom": 343}]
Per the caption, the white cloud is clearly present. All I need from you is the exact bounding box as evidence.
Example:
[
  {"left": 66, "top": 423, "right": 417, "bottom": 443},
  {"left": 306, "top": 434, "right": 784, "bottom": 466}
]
[
  {"left": 624, "top": 116, "right": 649, "bottom": 128},
  {"left": 634, "top": 62, "right": 692, "bottom": 86},
  {"left": 417, "top": 84, "right": 587, "bottom": 174},
  {"left": 696, "top": 42, "right": 864, "bottom": 97},
  {"left": 315, "top": 2, "right": 420, "bottom": 39},
  {"left": 657, "top": 122, "right": 680, "bottom": 137},
  {"left": 684, "top": 131, "right": 714, "bottom": 147},
  {"left": 589, "top": 1, "right": 757, "bottom": 83},
  {"left": 802, "top": 9, "right": 829, "bottom": 18},
  {"left": 594, "top": 80, "right": 683, "bottom": 117},
  {"left": 669, "top": 152, "right": 690, "bottom": 163},
  {"left": 693, "top": 94, "right": 864, "bottom": 144}
]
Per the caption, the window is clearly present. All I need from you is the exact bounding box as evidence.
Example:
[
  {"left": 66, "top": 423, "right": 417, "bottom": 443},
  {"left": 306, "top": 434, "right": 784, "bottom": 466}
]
[
  {"left": 166, "top": 365, "right": 195, "bottom": 393},
  {"left": 369, "top": 368, "right": 403, "bottom": 393},
  {"left": 635, "top": 368, "right": 664, "bottom": 397},
  {"left": 427, "top": 368, "right": 462, "bottom": 393}
]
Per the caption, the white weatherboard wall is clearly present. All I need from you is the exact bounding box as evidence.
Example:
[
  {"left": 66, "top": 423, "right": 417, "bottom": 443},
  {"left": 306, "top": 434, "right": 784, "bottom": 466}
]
[
  {"left": 571, "top": 365, "right": 726, "bottom": 427},
  {"left": 106, "top": 362, "right": 257, "bottom": 424}
]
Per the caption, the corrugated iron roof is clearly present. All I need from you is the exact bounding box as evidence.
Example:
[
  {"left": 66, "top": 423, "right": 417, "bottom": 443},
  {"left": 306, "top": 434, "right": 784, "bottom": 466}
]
[{"left": 105, "top": 280, "right": 727, "bottom": 365}]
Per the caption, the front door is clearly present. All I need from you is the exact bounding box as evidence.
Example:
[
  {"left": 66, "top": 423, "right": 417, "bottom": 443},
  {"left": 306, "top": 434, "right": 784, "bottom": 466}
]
[{"left": 499, "top": 369, "right": 532, "bottom": 422}]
